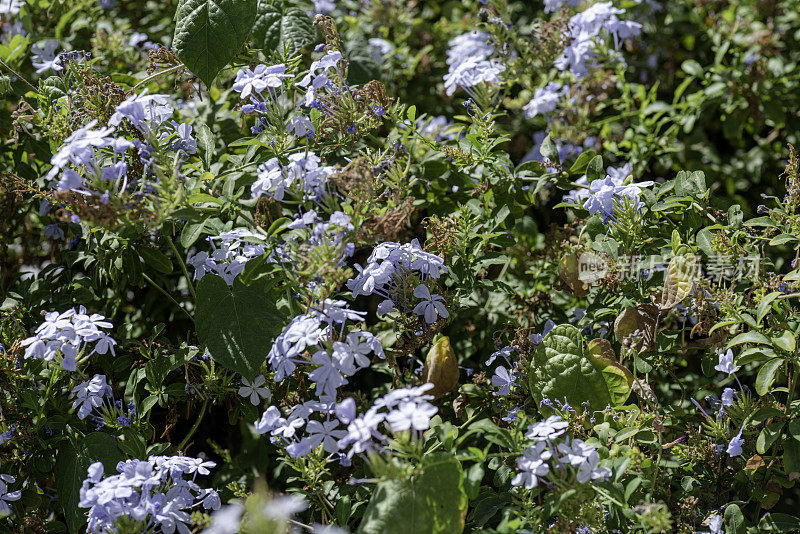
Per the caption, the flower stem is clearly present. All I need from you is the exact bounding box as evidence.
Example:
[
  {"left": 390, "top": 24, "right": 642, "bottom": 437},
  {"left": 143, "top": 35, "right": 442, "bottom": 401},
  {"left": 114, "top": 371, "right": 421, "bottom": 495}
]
[
  {"left": 177, "top": 398, "right": 208, "bottom": 452},
  {"left": 166, "top": 233, "right": 197, "bottom": 301},
  {"left": 0, "top": 57, "right": 36, "bottom": 92}
]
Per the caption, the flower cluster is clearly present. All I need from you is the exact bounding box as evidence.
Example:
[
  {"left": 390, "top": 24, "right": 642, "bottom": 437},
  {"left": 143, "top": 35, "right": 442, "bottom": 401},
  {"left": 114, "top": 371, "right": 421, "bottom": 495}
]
[
  {"left": 511, "top": 415, "right": 611, "bottom": 490},
  {"left": 233, "top": 63, "right": 290, "bottom": 134},
  {"left": 187, "top": 229, "right": 267, "bottom": 285},
  {"left": 555, "top": 1, "right": 642, "bottom": 78},
  {"left": 347, "top": 239, "right": 448, "bottom": 325},
  {"left": 79, "top": 456, "right": 220, "bottom": 533},
  {"left": 21, "top": 307, "right": 117, "bottom": 371},
  {"left": 71, "top": 373, "right": 137, "bottom": 430},
  {"left": 443, "top": 31, "right": 505, "bottom": 97},
  {"left": 0, "top": 466, "right": 20, "bottom": 518},
  {"left": 523, "top": 1, "right": 642, "bottom": 119},
  {"left": 337, "top": 383, "right": 438, "bottom": 457},
  {"left": 267, "top": 299, "right": 382, "bottom": 394},
  {"left": 251, "top": 151, "right": 335, "bottom": 203},
  {"left": 565, "top": 163, "right": 654, "bottom": 222}
]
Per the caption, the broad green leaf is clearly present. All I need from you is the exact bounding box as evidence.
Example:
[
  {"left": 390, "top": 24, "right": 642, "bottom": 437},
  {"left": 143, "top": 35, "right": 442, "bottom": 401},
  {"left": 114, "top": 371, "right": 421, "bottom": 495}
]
[
  {"left": 172, "top": 0, "right": 258, "bottom": 87},
  {"left": 586, "top": 339, "right": 633, "bottom": 406},
  {"left": 540, "top": 134, "right": 559, "bottom": 163},
  {"left": 755, "top": 358, "right": 783, "bottom": 396},
  {"left": 724, "top": 503, "right": 747, "bottom": 534},
  {"left": 696, "top": 228, "right": 715, "bottom": 257},
  {"left": 181, "top": 219, "right": 207, "bottom": 248},
  {"left": 674, "top": 170, "right": 707, "bottom": 198},
  {"left": 758, "top": 513, "right": 800, "bottom": 532},
  {"left": 660, "top": 253, "right": 697, "bottom": 309},
  {"left": 55, "top": 433, "right": 124, "bottom": 533},
  {"left": 784, "top": 439, "right": 800, "bottom": 476},
  {"left": 681, "top": 59, "right": 703, "bottom": 77},
  {"left": 756, "top": 422, "right": 784, "bottom": 454},
  {"left": 195, "top": 274, "right": 285, "bottom": 380},
  {"left": 527, "top": 324, "right": 613, "bottom": 411},
  {"left": 727, "top": 331, "right": 772, "bottom": 348},
  {"left": 757, "top": 292, "right": 782, "bottom": 324},
  {"left": 769, "top": 234, "right": 798, "bottom": 246},
  {"left": 586, "top": 155, "right": 604, "bottom": 182},
  {"left": 772, "top": 331, "right": 796, "bottom": 353},
  {"left": 358, "top": 453, "right": 468, "bottom": 534},
  {"left": 345, "top": 35, "right": 382, "bottom": 84},
  {"left": 252, "top": 1, "right": 316, "bottom": 57},
  {"left": 568, "top": 150, "right": 596, "bottom": 175}
]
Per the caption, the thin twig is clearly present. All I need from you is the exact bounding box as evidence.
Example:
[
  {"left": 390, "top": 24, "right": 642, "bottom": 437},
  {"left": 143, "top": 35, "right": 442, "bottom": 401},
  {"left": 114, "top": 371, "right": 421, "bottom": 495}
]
[{"left": 0, "top": 57, "right": 36, "bottom": 92}]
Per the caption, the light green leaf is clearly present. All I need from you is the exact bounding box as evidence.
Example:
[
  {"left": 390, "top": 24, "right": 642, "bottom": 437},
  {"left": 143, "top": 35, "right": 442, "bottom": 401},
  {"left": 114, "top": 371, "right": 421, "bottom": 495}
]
[
  {"left": 358, "top": 453, "right": 468, "bottom": 534},
  {"left": 172, "top": 0, "right": 258, "bottom": 87},
  {"left": 586, "top": 339, "right": 633, "bottom": 406},
  {"left": 772, "top": 331, "right": 796, "bottom": 353},
  {"left": 527, "top": 324, "right": 613, "bottom": 411},
  {"left": 756, "top": 422, "right": 784, "bottom": 454},
  {"left": 755, "top": 358, "right": 783, "bottom": 396},
  {"left": 195, "top": 274, "right": 286, "bottom": 380},
  {"left": 586, "top": 155, "right": 604, "bottom": 182},
  {"left": 196, "top": 123, "right": 214, "bottom": 171}
]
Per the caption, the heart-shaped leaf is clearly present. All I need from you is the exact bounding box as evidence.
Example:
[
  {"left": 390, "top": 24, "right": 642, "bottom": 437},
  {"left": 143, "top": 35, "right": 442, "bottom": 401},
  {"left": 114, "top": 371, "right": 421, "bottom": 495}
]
[
  {"left": 172, "top": 0, "right": 258, "bottom": 87},
  {"left": 195, "top": 274, "right": 286, "bottom": 380},
  {"left": 527, "top": 324, "right": 617, "bottom": 411}
]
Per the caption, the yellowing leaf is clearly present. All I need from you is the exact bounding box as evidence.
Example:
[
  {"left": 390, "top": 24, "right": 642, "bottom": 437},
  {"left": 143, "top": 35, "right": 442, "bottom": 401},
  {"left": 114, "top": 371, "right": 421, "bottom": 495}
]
[
  {"left": 660, "top": 253, "right": 697, "bottom": 309},
  {"left": 422, "top": 336, "right": 460, "bottom": 398}
]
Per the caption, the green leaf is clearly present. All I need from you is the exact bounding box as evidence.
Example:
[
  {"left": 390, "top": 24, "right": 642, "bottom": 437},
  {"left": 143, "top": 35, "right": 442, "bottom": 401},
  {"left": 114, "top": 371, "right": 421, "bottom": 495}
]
[
  {"left": 55, "top": 443, "right": 87, "bottom": 533},
  {"left": 757, "top": 292, "right": 782, "bottom": 324},
  {"left": 727, "top": 331, "right": 772, "bottom": 348},
  {"left": 527, "top": 324, "right": 613, "bottom": 411},
  {"left": 139, "top": 247, "right": 173, "bottom": 274},
  {"left": 568, "top": 150, "right": 596, "bottom": 175},
  {"left": 358, "top": 453, "right": 468, "bottom": 534},
  {"left": 195, "top": 274, "right": 285, "bottom": 380},
  {"left": 252, "top": 1, "right": 316, "bottom": 57},
  {"left": 755, "top": 358, "right": 783, "bottom": 396},
  {"left": 674, "top": 170, "right": 707, "bottom": 198},
  {"left": 758, "top": 513, "right": 800, "bottom": 532},
  {"left": 773, "top": 331, "right": 797, "bottom": 353},
  {"left": 345, "top": 35, "right": 382, "bottom": 85},
  {"left": 784, "top": 439, "right": 800, "bottom": 476},
  {"left": 586, "top": 155, "right": 604, "bottom": 183},
  {"left": 681, "top": 59, "right": 704, "bottom": 77},
  {"left": 756, "top": 422, "right": 784, "bottom": 454},
  {"left": 196, "top": 123, "right": 214, "bottom": 171},
  {"left": 407, "top": 105, "right": 416, "bottom": 123},
  {"left": 585, "top": 339, "right": 633, "bottom": 406},
  {"left": 172, "top": 0, "right": 258, "bottom": 87},
  {"left": 769, "top": 234, "right": 798, "bottom": 246},
  {"left": 55, "top": 433, "right": 124, "bottom": 533},
  {"left": 540, "top": 134, "right": 559, "bottom": 163},
  {"left": 724, "top": 503, "right": 746, "bottom": 534},
  {"left": 181, "top": 219, "right": 207, "bottom": 248}
]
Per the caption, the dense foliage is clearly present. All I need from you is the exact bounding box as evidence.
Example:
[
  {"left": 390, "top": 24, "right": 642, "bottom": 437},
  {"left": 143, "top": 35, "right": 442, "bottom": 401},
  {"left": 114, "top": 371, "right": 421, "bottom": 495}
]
[{"left": 3, "top": 0, "right": 800, "bottom": 532}]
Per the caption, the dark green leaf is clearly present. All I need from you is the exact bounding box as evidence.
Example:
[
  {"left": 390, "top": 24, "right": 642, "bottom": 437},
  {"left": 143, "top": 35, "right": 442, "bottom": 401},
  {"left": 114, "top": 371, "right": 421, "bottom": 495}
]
[
  {"left": 195, "top": 274, "right": 286, "bottom": 380},
  {"left": 252, "top": 1, "right": 316, "bottom": 56},
  {"left": 172, "top": 0, "right": 258, "bottom": 86}
]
